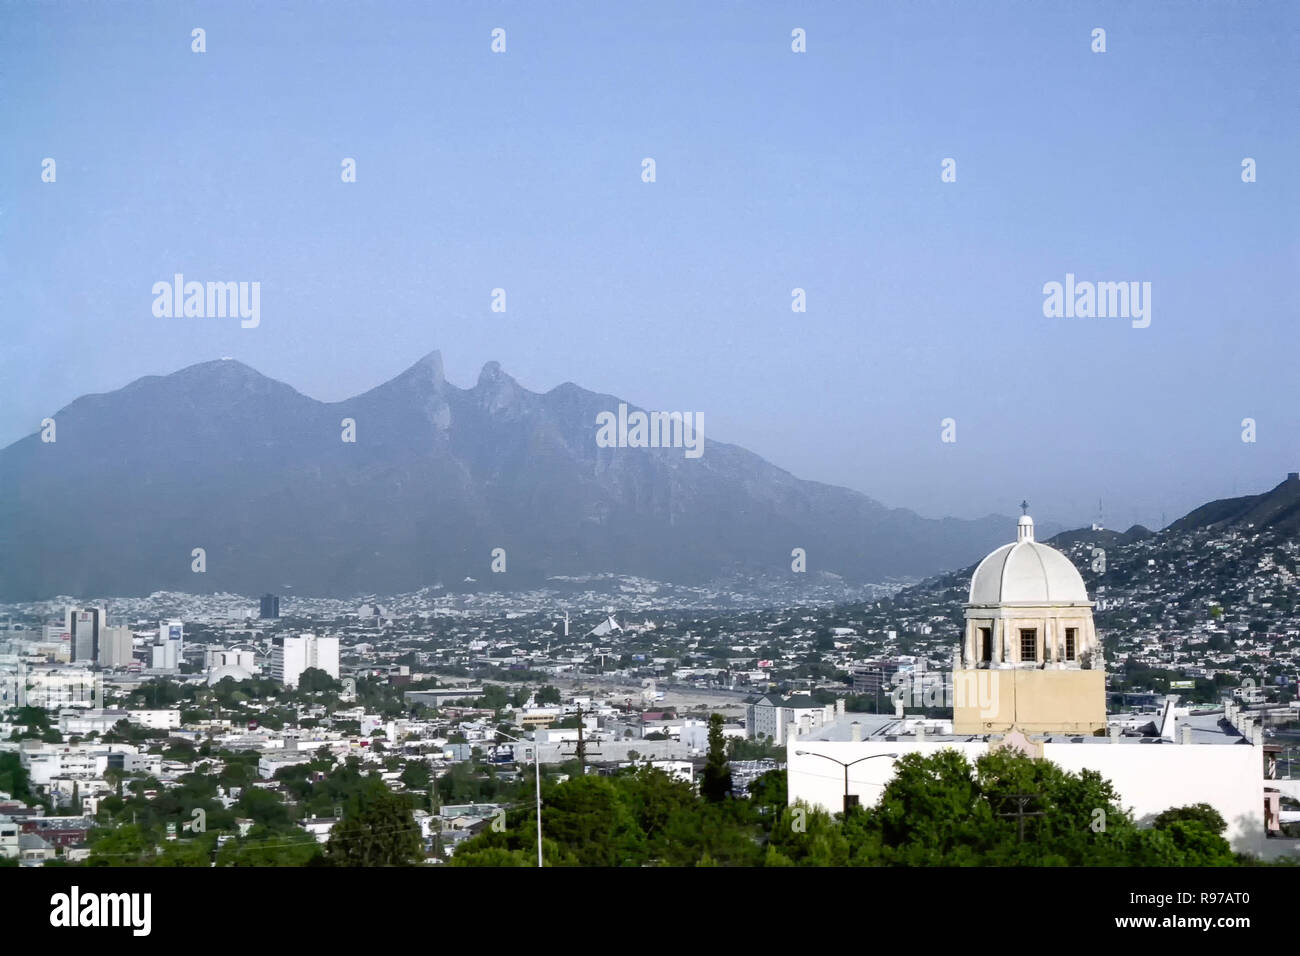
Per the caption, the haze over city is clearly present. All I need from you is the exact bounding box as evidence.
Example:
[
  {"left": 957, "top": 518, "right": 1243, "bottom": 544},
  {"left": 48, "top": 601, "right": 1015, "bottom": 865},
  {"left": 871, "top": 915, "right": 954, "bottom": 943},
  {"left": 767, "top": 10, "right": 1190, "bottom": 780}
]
[{"left": 3, "top": 1, "right": 1297, "bottom": 532}]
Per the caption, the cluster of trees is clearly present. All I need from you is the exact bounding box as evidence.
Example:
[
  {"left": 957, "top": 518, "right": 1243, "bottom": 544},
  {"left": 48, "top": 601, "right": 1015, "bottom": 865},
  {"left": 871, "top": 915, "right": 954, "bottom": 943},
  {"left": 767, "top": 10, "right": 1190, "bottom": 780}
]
[
  {"left": 452, "top": 748, "right": 1249, "bottom": 867},
  {"left": 462, "top": 683, "right": 561, "bottom": 711},
  {"left": 82, "top": 751, "right": 429, "bottom": 867},
  {"left": 69, "top": 741, "right": 1276, "bottom": 868},
  {"left": 1114, "top": 662, "right": 1237, "bottom": 703},
  {"left": 0, "top": 751, "right": 40, "bottom": 807},
  {"left": 7, "top": 705, "right": 63, "bottom": 743},
  {"left": 726, "top": 736, "right": 783, "bottom": 761}
]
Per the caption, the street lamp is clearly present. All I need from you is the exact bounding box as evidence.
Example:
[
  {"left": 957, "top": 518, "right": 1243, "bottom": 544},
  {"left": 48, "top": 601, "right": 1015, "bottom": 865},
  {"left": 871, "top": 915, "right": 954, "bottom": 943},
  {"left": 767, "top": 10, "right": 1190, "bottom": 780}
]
[
  {"left": 495, "top": 728, "right": 543, "bottom": 867},
  {"left": 795, "top": 750, "right": 899, "bottom": 815}
]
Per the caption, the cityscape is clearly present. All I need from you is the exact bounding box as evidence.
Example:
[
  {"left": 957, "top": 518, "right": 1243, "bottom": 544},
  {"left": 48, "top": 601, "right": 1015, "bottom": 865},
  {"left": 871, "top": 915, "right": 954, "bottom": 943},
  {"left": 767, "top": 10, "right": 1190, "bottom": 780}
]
[
  {"left": 1, "top": 0, "right": 1296, "bottom": 935},
  {"left": 2, "top": 476, "right": 1299, "bottom": 868}
]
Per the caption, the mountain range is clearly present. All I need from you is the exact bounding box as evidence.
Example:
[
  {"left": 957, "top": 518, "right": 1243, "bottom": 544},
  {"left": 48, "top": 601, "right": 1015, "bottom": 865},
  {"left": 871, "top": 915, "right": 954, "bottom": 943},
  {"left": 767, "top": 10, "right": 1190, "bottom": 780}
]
[
  {"left": 3, "top": 352, "right": 1061, "bottom": 601},
  {"left": 1167, "top": 473, "right": 1300, "bottom": 537}
]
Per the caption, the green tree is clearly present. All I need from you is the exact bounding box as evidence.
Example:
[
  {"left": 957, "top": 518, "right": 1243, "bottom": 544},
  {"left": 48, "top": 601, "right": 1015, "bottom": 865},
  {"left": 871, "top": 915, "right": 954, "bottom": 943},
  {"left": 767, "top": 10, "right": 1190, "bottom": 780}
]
[
  {"left": 538, "top": 775, "right": 645, "bottom": 866},
  {"left": 700, "top": 713, "right": 733, "bottom": 802},
  {"left": 235, "top": 786, "right": 292, "bottom": 829},
  {"left": 399, "top": 760, "right": 432, "bottom": 792},
  {"left": 0, "top": 752, "right": 37, "bottom": 803},
  {"left": 1151, "top": 803, "right": 1227, "bottom": 835},
  {"left": 296, "top": 667, "right": 341, "bottom": 694},
  {"left": 86, "top": 824, "right": 157, "bottom": 866},
  {"left": 325, "top": 778, "right": 423, "bottom": 866},
  {"left": 217, "top": 827, "right": 324, "bottom": 867},
  {"left": 451, "top": 846, "right": 534, "bottom": 866}
]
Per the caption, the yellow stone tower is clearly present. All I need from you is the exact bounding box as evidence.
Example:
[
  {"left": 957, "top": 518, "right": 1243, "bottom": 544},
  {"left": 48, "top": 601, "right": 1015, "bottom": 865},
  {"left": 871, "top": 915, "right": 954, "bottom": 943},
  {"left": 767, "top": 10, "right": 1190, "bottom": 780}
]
[{"left": 952, "top": 509, "right": 1106, "bottom": 734}]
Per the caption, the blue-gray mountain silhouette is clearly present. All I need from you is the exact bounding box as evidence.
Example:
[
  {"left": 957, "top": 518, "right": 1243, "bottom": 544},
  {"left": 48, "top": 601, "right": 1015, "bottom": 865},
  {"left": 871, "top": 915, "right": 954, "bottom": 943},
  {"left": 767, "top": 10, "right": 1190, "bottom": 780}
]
[{"left": 0, "top": 353, "right": 1036, "bottom": 600}]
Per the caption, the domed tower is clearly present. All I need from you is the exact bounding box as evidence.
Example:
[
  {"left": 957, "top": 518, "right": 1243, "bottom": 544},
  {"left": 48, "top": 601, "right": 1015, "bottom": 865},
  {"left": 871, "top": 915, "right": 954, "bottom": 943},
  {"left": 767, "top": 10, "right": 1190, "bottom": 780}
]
[{"left": 952, "top": 511, "right": 1106, "bottom": 734}]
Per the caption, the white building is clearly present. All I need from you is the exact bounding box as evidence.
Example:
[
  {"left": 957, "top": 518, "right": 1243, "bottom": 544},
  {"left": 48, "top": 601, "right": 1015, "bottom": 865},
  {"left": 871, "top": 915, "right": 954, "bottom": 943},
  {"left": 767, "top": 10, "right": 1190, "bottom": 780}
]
[
  {"left": 97, "top": 626, "right": 134, "bottom": 668},
  {"left": 258, "top": 750, "right": 315, "bottom": 778},
  {"left": 128, "top": 709, "right": 181, "bottom": 731},
  {"left": 22, "top": 666, "right": 97, "bottom": 710},
  {"left": 0, "top": 819, "right": 19, "bottom": 860},
  {"left": 58, "top": 709, "right": 129, "bottom": 735},
  {"left": 785, "top": 516, "right": 1292, "bottom": 859},
  {"left": 150, "top": 620, "right": 184, "bottom": 671},
  {"left": 746, "top": 695, "right": 836, "bottom": 745},
  {"left": 205, "top": 646, "right": 258, "bottom": 685},
  {"left": 20, "top": 740, "right": 160, "bottom": 788},
  {"left": 300, "top": 816, "right": 339, "bottom": 844},
  {"left": 42, "top": 624, "right": 70, "bottom": 646},
  {"left": 271, "top": 633, "right": 340, "bottom": 688}
]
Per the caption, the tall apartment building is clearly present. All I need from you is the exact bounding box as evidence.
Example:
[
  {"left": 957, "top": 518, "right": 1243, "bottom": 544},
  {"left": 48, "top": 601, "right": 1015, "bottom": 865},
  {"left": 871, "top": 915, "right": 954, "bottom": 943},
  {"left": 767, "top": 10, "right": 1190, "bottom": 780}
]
[
  {"left": 151, "top": 620, "right": 184, "bottom": 670},
  {"left": 271, "top": 633, "right": 339, "bottom": 688},
  {"left": 259, "top": 594, "right": 280, "bottom": 619},
  {"left": 97, "top": 626, "right": 134, "bottom": 668},
  {"left": 64, "top": 607, "right": 105, "bottom": 665}
]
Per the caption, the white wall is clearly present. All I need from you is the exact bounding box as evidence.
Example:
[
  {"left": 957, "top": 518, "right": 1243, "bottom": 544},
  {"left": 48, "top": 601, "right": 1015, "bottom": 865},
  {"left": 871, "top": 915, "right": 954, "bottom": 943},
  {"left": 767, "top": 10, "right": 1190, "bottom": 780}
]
[
  {"left": 1043, "top": 743, "right": 1263, "bottom": 852},
  {"left": 308, "top": 636, "right": 340, "bottom": 680}
]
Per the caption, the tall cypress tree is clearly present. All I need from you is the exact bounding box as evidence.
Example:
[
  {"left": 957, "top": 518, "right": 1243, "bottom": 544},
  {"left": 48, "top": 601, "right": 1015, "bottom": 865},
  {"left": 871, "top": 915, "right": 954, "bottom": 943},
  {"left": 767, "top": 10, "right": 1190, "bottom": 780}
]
[{"left": 700, "top": 713, "right": 733, "bottom": 803}]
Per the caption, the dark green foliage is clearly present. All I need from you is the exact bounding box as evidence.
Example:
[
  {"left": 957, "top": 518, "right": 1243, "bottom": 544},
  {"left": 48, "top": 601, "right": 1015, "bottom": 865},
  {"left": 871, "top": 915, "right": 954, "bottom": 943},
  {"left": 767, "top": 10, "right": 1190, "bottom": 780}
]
[
  {"left": 700, "top": 713, "right": 733, "bottom": 802},
  {"left": 296, "top": 667, "right": 341, "bottom": 694},
  {"left": 325, "top": 778, "right": 423, "bottom": 866},
  {"left": 450, "top": 749, "right": 1243, "bottom": 867},
  {"left": 1151, "top": 802, "right": 1227, "bottom": 835},
  {"left": 60, "top": 742, "right": 1250, "bottom": 868},
  {"left": 0, "top": 751, "right": 36, "bottom": 803}
]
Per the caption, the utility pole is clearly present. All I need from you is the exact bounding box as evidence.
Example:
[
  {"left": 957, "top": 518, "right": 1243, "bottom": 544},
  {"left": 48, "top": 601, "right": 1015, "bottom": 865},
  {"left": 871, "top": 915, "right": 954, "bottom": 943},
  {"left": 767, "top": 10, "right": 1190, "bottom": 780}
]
[
  {"left": 561, "top": 705, "right": 601, "bottom": 772},
  {"left": 429, "top": 788, "right": 444, "bottom": 860},
  {"left": 996, "top": 793, "right": 1045, "bottom": 843}
]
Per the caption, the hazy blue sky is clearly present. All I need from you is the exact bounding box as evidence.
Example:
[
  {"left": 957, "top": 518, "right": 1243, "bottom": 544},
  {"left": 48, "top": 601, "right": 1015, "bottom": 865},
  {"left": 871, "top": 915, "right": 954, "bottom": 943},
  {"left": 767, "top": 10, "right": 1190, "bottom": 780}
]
[{"left": 2, "top": 1, "right": 1296, "bottom": 530}]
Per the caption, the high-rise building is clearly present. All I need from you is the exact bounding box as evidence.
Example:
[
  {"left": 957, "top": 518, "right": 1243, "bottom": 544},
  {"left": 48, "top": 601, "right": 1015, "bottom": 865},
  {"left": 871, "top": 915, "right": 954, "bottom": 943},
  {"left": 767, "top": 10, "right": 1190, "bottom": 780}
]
[
  {"left": 64, "top": 607, "right": 104, "bottom": 665},
  {"left": 97, "top": 626, "right": 134, "bottom": 668},
  {"left": 259, "top": 594, "right": 280, "bottom": 619},
  {"left": 271, "top": 632, "right": 339, "bottom": 688},
  {"left": 150, "top": 620, "right": 184, "bottom": 671}
]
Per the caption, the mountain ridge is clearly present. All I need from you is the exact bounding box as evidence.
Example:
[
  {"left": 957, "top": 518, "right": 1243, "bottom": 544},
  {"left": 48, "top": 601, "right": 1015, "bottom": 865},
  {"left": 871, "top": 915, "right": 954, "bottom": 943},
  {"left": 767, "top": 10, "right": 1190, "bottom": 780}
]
[{"left": 1, "top": 353, "right": 1051, "bottom": 601}]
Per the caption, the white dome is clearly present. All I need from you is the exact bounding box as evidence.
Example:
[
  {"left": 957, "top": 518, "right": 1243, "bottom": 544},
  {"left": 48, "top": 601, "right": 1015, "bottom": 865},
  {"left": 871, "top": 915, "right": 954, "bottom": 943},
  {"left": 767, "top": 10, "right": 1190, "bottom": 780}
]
[
  {"left": 968, "top": 516, "right": 1089, "bottom": 605},
  {"left": 207, "top": 664, "right": 253, "bottom": 686}
]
